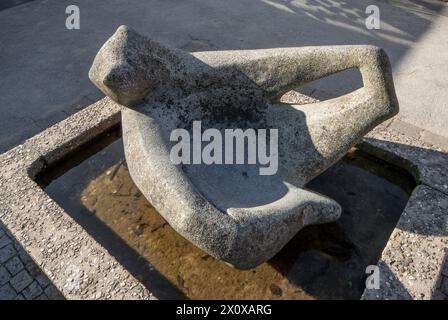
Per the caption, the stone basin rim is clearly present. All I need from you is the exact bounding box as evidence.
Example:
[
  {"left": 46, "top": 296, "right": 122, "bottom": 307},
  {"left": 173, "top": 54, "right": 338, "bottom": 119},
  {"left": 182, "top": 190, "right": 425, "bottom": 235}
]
[{"left": 0, "top": 103, "right": 446, "bottom": 299}]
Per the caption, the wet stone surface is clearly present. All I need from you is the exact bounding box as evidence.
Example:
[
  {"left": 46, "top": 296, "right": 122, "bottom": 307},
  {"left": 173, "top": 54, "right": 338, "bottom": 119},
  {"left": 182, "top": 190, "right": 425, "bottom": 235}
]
[{"left": 42, "top": 137, "right": 414, "bottom": 299}]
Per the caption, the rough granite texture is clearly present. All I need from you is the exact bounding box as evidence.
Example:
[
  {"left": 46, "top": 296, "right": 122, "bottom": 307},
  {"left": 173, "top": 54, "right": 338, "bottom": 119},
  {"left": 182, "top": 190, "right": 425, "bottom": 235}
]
[
  {"left": 360, "top": 120, "right": 448, "bottom": 300},
  {"left": 89, "top": 26, "right": 399, "bottom": 269}
]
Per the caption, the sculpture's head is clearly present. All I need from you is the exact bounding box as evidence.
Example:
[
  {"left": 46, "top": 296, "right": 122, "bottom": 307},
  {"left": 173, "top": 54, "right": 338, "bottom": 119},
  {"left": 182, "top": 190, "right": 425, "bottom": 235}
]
[{"left": 89, "top": 25, "right": 172, "bottom": 107}]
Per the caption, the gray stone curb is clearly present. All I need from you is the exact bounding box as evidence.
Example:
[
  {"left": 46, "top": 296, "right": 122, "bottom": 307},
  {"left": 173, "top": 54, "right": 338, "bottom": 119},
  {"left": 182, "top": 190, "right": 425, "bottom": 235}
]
[
  {"left": 361, "top": 185, "right": 448, "bottom": 299},
  {"left": 360, "top": 123, "right": 448, "bottom": 300},
  {"left": 0, "top": 98, "right": 152, "bottom": 299},
  {"left": 0, "top": 223, "right": 61, "bottom": 300}
]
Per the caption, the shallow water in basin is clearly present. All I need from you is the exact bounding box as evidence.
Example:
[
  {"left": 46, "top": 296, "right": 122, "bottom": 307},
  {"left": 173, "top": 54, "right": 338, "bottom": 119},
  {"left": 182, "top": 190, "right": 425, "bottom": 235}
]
[{"left": 38, "top": 129, "right": 415, "bottom": 300}]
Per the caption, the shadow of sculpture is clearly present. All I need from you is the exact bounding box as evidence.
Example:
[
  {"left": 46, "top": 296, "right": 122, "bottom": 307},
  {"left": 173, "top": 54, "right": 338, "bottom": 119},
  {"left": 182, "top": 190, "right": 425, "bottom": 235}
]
[
  {"left": 269, "top": 138, "right": 448, "bottom": 299},
  {"left": 1, "top": 0, "right": 446, "bottom": 152},
  {"left": 37, "top": 127, "right": 448, "bottom": 300},
  {"left": 268, "top": 148, "right": 414, "bottom": 299}
]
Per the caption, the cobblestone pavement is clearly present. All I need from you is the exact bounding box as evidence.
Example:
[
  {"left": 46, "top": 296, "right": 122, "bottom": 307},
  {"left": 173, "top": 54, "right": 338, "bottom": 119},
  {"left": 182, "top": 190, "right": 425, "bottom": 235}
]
[{"left": 0, "top": 223, "right": 63, "bottom": 300}]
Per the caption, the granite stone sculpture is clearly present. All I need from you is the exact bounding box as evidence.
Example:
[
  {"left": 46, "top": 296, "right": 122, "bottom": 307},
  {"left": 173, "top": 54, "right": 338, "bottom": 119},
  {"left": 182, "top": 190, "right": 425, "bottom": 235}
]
[{"left": 89, "top": 26, "right": 398, "bottom": 269}]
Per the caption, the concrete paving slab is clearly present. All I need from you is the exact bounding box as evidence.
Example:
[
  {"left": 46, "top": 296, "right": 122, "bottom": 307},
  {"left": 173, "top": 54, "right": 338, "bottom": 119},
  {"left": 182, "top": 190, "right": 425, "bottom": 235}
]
[{"left": 0, "top": 0, "right": 447, "bottom": 152}]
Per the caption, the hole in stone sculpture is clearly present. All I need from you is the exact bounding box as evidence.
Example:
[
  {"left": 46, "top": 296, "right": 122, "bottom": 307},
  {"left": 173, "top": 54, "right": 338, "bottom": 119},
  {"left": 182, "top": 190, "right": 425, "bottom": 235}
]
[
  {"left": 34, "top": 126, "right": 416, "bottom": 300},
  {"left": 281, "top": 68, "right": 363, "bottom": 104}
]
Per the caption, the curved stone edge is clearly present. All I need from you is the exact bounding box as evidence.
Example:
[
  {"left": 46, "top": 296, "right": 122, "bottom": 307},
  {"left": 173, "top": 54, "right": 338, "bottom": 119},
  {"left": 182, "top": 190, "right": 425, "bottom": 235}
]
[
  {"left": 0, "top": 97, "right": 154, "bottom": 300},
  {"left": 360, "top": 122, "right": 448, "bottom": 300}
]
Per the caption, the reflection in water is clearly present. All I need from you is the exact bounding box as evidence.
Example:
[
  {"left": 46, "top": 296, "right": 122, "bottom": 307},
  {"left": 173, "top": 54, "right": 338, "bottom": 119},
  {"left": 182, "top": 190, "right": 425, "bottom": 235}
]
[{"left": 42, "top": 136, "right": 414, "bottom": 299}]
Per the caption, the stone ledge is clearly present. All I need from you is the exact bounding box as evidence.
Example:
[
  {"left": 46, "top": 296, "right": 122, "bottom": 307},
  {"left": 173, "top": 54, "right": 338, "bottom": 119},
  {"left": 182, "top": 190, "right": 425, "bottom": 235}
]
[
  {"left": 362, "top": 121, "right": 448, "bottom": 195},
  {"left": 0, "top": 98, "right": 152, "bottom": 299},
  {"left": 361, "top": 185, "right": 448, "bottom": 300}
]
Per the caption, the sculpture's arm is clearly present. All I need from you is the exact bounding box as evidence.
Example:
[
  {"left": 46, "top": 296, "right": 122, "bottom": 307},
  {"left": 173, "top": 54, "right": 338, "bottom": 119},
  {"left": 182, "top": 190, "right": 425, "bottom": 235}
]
[
  {"left": 201, "top": 45, "right": 397, "bottom": 106},
  {"left": 261, "top": 46, "right": 399, "bottom": 184}
]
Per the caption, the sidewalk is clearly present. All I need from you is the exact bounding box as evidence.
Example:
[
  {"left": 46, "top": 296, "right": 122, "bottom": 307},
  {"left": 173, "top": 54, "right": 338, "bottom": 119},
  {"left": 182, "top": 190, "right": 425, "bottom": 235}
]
[
  {"left": 0, "top": 0, "right": 447, "bottom": 152},
  {"left": 0, "top": 0, "right": 447, "bottom": 300}
]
